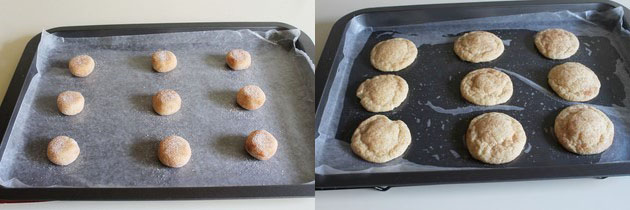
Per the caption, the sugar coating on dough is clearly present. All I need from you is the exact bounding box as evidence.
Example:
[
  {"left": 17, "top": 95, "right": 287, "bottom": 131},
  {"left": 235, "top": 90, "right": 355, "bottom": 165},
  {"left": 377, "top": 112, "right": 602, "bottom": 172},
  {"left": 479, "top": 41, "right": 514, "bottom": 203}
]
[
  {"left": 158, "top": 135, "right": 191, "bottom": 168},
  {"left": 370, "top": 38, "right": 418, "bottom": 72},
  {"left": 152, "top": 89, "right": 181, "bottom": 116},
  {"left": 236, "top": 85, "right": 266, "bottom": 110},
  {"left": 356, "top": 74, "right": 409, "bottom": 112},
  {"left": 68, "top": 55, "right": 95, "bottom": 77},
  {"left": 152, "top": 50, "right": 177, "bottom": 72},
  {"left": 351, "top": 115, "right": 411, "bottom": 163},
  {"left": 454, "top": 31, "right": 504, "bottom": 63},
  {"left": 466, "top": 112, "right": 526, "bottom": 164},
  {"left": 57, "top": 91, "right": 85, "bottom": 116},
  {"left": 226, "top": 49, "right": 252, "bottom": 70},
  {"left": 535, "top": 28, "right": 579, "bottom": 60},
  {"left": 460, "top": 68, "right": 513, "bottom": 106},
  {"left": 554, "top": 104, "right": 614, "bottom": 155},
  {"left": 47, "top": 136, "right": 80, "bottom": 166},
  {"left": 548, "top": 62, "right": 600, "bottom": 102},
  {"left": 245, "top": 130, "right": 278, "bottom": 160}
]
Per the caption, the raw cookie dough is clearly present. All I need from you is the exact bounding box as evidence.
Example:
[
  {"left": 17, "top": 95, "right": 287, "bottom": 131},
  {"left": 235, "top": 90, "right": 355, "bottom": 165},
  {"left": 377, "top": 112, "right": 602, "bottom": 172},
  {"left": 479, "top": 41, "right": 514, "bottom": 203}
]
[
  {"left": 158, "top": 135, "right": 192, "bottom": 168},
  {"left": 554, "top": 104, "right": 614, "bottom": 155},
  {"left": 454, "top": 31, "right": 504, "bottom": 63},
  {"left": 466, "top": 112, "right": 526, "bottom": 164},
  {"left": 535, "top": 28, "right": 579, "bottom": 60},
  {"left": 245, "top": 130, "right": 278, "bottom": 160},
  {"left": 57, "top": 91, "right": 85, "bottom": 116},
  {"left": 152, "top": 50, "right": 177, "bottom": 73},
  {"left": 356, "top": 74, "right": 409, "bottom": 112},
  {"left": 152, "top": 89, "right": 181, "bottom": 116},
  {"left": 68, "top": 55, "right": 95, "bottom": 77},
  {"left": 236, "top": 85, "right": 266, "bottom": 110},
  {"left": 351, "top": 115, "right": 411, "bottom": 163},
  {"left": 226, "top": 49, "right": 252, "bottom": 70},
  {"left": 548, "top": 62, "right": 600, "bottom": 102},
  {"left": 460, "top": 68, "right": 513, "bottom": 106},
  {"left": 370, "top": 38, "right": 418, "bottom": 72},
  {"left": 47, "top": 136, "right": 80, "bottom": 166}
]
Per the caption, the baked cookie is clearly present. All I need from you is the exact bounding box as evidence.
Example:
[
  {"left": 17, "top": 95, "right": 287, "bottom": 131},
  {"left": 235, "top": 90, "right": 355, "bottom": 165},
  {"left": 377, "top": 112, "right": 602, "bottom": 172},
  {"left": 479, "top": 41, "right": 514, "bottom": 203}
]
[
  {"left": 466, "top": 112, "right": 526, "bottom": 164},
  {"left": 460, "top": 68, "right": 513, "bottom": 106},
  {"left": 152, "top": 50, "right": 177, "bottom": 73},
  {"left": 226, "top": 49, "right": 252, "bottom": 70},
  {"left": 245, "top": 130, "right": 278, "bottom": 160},
  {"left": 356, "top": 74, "right": 408, "bottom": 112},
  {"left": 370, "top": 38, "right": 417, "bottom": 72},
  {"left": 158, "top": 135, "right": 192, "bottom": 168},
  {"left": 535, "top": 28, "right": 579, "bottom": 60},
  {"left": 236, "top": 85, "right": 266, "bottom": 110},
  {"left": 47, "top": 136, "right": 80, "bottom": 166},
  {"left": 57, "top": 91, "right": 85, "bottom": 116},
  {"left": 454, "top": 31, "right": 504, "bottom": 63},
  {"left": 548, "top": 62, "right": 600, "bottom": 102},
  {"left": 554, "top": 104, "right": 614, "bottom": 155},
  {"left": 152, "top": 89, "right": 181, "bottom": 115},
  {"left": 351, "top": 115, "right": 411, "bottom": 163},
  {"left": 68, "top": 55, "right": 95, "bottom": 77}
]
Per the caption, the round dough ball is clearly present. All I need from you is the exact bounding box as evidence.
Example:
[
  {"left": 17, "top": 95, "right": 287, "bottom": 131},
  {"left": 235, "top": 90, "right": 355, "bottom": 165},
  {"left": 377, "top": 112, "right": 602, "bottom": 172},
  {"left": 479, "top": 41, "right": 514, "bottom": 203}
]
[
  {"left": 548, "top": 62, "right": 600, "bottom": 102},
  {"left": 351, "top": 115, "right": 411, "bottom": 163},
  {"left": 57, "top": 91, "right": 85, "bottom": 116},
  {"left": 236, "top": 85, "right": 266, "bottom": 110},
  {"left": 158, "top": 135, "right": 191, "bottom": 168},
  {"left": 554, "top": 104, "right": 614, "bottom": 155},
  {"left": 370, "top": 38, "right": 418, "bottom": 72},
  {"left": 466, "top": 112, "right": 526, "bottom": 164},
  {"left": 68, "top": 55, "right": 95, "bottom": 77},
  {"left": 152, "top": 50, "right": 177, "bottom": 73},
  {"left": 152, "top": 89, "right": 181, "bottom": 116},
  {"left": 356, "top": 74, "right": 409, "bottom": 112},
  {"left": 47, "top": 136, "right": 80, "bottom": 166},
  {"left": 245, "top": 130, "right": 278, "bottom": 160},
  {"left": 535, "top": 28, "right": 579, "bottom": 60},
  {"left": 226, "top": 49, "right": 252, "bottom": 70},
  {"left": 460, "top": 68, "right": 513, "bottom": 106},
  {"left": 454, "top": 31, "right": 504, "bottom": 63}
]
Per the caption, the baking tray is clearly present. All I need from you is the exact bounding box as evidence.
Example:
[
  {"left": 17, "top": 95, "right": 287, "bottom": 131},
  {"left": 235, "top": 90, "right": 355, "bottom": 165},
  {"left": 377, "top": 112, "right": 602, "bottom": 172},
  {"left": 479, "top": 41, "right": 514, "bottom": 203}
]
[
  {"left": 0, "top": 22, "right": 315, "bottom": 200},
  {"left": 315, "top": 0, "right": 630, "bottom": 190}
]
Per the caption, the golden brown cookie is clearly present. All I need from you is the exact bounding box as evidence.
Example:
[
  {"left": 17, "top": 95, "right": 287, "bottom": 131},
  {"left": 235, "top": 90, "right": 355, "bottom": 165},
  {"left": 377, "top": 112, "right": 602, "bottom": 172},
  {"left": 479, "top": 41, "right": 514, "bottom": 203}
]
[
  {"left": 466, "top": 112, "right": 526, "bottom": 164},
  {"left": 226, "top": 49, "right": 252, "bottom": 70},
  {"left": 152, "top": 50, "right": 177, "bottom": 73},
  {"left": 158, "top": 135, "right": 191, "bottom": 168},
  {"left": 554, "top": 104, "right": 614, "bottom": 155},
  {"left": 454, "top": 31, "right": 504, "bottom": 63},
  {"left": 152, "top": 89, "right": 181, "bottom": 116},
  {"left": 460, "top": 68, "right": 513, "bottom": 106},
  {"left": 68, "top": 55, "right": 95, "bottom": 77},
  {"left": 47, "top": 136, "right": 80, "bottom": 166},
  {"left": 356, "top": 74, "right": 409, "bottom": 112},
  {"left": 535, "top": 28, "right": 579, "bottom": 60},
  {"left": 236, "top": 85, "right": 266, "bottom": 110},
  {"left": 245, "top": 130, "right": 278, "bottom": 160},
  {"left": 548, "top": 62, "right": 600, "bottom": 102},
  {"left": 351, "top": 115, "right": 411, "bottom": 163},
  {"left": 370, "top": 38, "right": 417, "bottom": 72},
  {"left": 57, "top": 91, "right": 85, "bottom": 116}
]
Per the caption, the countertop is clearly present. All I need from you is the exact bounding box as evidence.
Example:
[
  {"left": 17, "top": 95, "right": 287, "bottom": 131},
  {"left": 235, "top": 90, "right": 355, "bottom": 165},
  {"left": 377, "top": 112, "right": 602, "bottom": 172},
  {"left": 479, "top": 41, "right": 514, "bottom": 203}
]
[
  {"left": 315, "top": 0, "right": 630, "bottom": 210},
  {"left": 0, "top": 0, "right": 314, "bottom": 209}
]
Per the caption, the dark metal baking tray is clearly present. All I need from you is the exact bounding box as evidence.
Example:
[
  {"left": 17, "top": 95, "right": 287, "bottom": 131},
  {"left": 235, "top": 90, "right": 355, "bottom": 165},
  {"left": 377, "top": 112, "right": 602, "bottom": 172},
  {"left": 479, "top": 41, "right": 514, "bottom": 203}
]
[
  {"left": 0, "top": 22, "right": 314, "bottom": 200},
  {"left": 315, "top": 0, "right": 630, "bottom": 190}
]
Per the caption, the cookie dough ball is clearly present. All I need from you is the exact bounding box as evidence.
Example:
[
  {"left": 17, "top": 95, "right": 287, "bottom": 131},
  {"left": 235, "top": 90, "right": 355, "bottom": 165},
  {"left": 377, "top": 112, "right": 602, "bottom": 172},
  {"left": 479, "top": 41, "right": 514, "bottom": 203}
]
[
  {"left": 47, "top": 136, "right": 80, "bottom": 166},
  {"left": 370, "top": 38, "right": 418, "bottom": 72},
  {"left": 226, "top": 49, "right": 252, "bottom": 70},
  {"left": 68, "top": 55, "right": 95, "bottom": 77},
  {"left": 152, "top": 50, "right": 177, "bottom": 73},
  {"left": 535, "top": 28, "right": 579, "bottom": 60},
  {"left": 356, "top": 74, "right": 409, "bottom": 112},
  {"left": 554, "top": 104, "right": 614, "bottom": 155},
  {"left": 548, "top": 62, "right": 600, "bottom": 102},
  {"left": 236, "top": 85, "right": 266, "bottom": 110},
  {"left": 466, "top": 112, "right": 526, "bottom": 164},
  {"left": 158, "top": 135, "right": 191, "bottom": 168},
  {"left": 152, "top": 89, "right": 181, "bottom": 116},
  {"left": 351, "top": 115, "right": 411, "bottom": 163},
  {"left": 460, "top": 68, "right": 513, "bottom": 106},
  {"left": 245, "top": 130, "right": 278, "bottom": 160},
  {"left": 454, "top": 31, "right": 504, "bottom": 63},
  {"left": 57, "top": 91, "right": 85, "bottom": 116}
]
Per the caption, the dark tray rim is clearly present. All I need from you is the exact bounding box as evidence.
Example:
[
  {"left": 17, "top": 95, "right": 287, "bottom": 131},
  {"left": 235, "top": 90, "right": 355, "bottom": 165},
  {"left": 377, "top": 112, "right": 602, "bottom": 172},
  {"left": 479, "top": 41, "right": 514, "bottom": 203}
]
[
  {"left": 314, "top": 0, "right": 630, "bottom": 190},
  {"left": 0, "top": 22, "right": 315, "bottom": 200}
]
